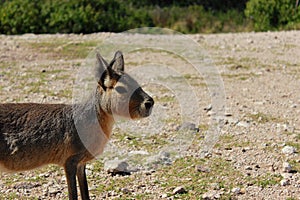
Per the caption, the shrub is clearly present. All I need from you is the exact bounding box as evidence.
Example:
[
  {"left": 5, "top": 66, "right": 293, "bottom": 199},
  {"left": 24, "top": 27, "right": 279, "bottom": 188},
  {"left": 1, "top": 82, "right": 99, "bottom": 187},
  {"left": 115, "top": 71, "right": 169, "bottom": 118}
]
[
  {"left": 0, "top": 0, "right": 153, "bottom": 34},
  {"left": 245, "top": 0, "right": 300, "bottom": 31},
  {"left": 0, "top": 0, "right": 44, "bottom": 34}
]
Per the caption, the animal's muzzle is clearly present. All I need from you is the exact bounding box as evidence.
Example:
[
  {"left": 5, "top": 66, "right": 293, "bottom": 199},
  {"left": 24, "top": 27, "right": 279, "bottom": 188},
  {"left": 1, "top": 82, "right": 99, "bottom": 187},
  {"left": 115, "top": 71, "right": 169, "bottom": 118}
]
[{"left": 141, "top": 97, "right": 154, "bottom": 117}]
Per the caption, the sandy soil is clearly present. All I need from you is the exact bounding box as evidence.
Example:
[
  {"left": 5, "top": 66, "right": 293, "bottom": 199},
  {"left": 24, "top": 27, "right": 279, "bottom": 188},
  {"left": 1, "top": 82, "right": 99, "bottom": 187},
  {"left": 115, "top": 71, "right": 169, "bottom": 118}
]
[{"left": 0, "top": 30, "right": 300, "bottom": 199}]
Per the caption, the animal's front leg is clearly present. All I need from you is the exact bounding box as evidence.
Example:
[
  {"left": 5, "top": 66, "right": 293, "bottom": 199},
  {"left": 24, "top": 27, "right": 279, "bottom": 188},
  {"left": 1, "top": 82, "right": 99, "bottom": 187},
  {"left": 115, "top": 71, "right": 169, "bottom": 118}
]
[
  {"left": 77, "top": 164, "right": 90, "bottom": 200},
  {"left": 64, "top": 157, "right": 79, "bottom": 200}
]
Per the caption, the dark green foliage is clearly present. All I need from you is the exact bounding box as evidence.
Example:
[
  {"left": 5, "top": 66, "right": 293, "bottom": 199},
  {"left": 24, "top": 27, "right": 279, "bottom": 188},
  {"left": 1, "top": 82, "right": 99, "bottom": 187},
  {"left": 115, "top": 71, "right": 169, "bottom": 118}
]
[
  {"left": 149, "top": 5, "right": 248, "bottom": 33},
  {"left": 125, "top": 0, "right": 248, "bottom": 11},
  {"left": 0, "top": 0, "right": 299, "bottom": 34},
  {"left": 0, "top": 0, "right": 43, "bottom": 34},
  {"left": 0, "top": 0, "right": 153, "bottom": 34},
  {"left": 245, "top": 0, "right": 300, "bottom": 31}
]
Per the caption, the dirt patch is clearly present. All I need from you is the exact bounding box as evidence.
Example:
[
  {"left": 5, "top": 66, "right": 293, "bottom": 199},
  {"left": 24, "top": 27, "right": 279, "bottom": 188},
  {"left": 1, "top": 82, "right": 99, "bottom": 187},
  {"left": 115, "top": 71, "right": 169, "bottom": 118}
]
[{"left": 0, "top": 31, "right": 300, "bottom": 199}]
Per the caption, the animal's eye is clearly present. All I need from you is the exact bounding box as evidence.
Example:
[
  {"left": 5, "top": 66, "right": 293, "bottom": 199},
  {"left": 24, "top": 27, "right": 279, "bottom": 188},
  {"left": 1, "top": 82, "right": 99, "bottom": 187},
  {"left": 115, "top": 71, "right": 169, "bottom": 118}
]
[{"left": 115, "top": 86, "right": 127, "bottom": 94}]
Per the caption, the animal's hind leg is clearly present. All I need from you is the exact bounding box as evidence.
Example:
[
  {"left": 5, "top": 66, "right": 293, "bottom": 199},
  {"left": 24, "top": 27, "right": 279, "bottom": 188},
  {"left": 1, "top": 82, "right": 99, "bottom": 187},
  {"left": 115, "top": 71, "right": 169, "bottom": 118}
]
[
  {"left": 77, "top": 164, "right": 90, "bottom": 200},
  {"left": 64, "top": 157, "right": 79, "bottom": 200}
]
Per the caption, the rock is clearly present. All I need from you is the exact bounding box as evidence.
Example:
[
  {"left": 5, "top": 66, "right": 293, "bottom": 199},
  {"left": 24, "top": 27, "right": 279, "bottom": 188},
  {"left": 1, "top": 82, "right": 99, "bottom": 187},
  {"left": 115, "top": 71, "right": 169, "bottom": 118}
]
[
  {"left": 121, "top": 188, "right": 131, "bottom": 194},
  {"left": 282, "top": 146, "right": 296, "bottom": 154},
  {"left": 204, "top": 104, "right": 212, "bottom": 111},
  {"left": 172, "top": 186, "right": 187, "bottom": 195},
  {"left": 202, "top": 190, "right": 223, "bottom": 199},
  {"left": 161, "top": 193, "right": 168, "bottom": 198},
  {"left": 211, "top": 183, "right": 220, "bottom": 190},
  {"left": 280, "top": 179, "right": 290, "bottom": 186},
  {"left": 128, "top": 150, "right": 149, "bottom": 156},
  {"left": 282, "top": 162, "right": 293, "bottom": 173},
  {"left": 245, "top": 166, "right": 252, "bottom": 170},
  {"left": 281, "top": 173, "right": 293, "bottom": 179},
  {"left": 231, "top": 187, "right": 241, "bottom": 194},
  {"left": 195, "top": 165, "right": 211, "bottom": 173},
  {"left": 145, "top": 151, "right": 172, "bottom": 167},
  {"left": 48, "top": 187, "right": 61, "bottom": 195},
  {"left": 240, "top": 188, "right": 246, "bottom": 194},
  {"left": 104, "top": 159, "right": 129, "bottom": 175},
  {"left": 207, "top": 111, "right": 216, "bottom": 117},
  {"left": 225, "top": 117, "right": 239, "bottom": 125},
  {"left": 225, "top": 112, "right": 232, "bottom": 117},
  {"left": 178, "top": 122, "right": 199, "bottom": 132},
  {"left": 237, "top": 121, "right": 250, "bottom": 128}
]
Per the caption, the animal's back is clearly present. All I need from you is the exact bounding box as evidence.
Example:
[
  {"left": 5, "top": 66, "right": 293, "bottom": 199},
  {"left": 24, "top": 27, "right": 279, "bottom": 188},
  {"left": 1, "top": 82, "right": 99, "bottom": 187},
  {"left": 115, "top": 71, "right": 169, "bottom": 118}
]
[{"left": 0, "top": 103, "right": 77, "bottom": 172}]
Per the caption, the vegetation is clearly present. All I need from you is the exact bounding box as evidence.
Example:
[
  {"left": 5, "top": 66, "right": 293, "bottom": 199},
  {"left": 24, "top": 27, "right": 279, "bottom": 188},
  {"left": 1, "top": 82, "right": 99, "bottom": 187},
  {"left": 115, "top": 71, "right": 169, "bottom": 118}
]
[
  {"left": 245, "top": 0, "right": 300, "bottom": 31},
  {"left": 0, "top": 0, "right": 299, "bottom": 34}
]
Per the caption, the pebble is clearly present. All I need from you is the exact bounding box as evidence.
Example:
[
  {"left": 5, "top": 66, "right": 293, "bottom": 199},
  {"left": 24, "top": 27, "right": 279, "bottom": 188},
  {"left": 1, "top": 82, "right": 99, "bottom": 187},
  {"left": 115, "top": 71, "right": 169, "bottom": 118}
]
[
  {"left": 121, "top": 188, "right": 131, "bottom": 194},
  {"left": 172, "top": 186, "right": 186, "bottom": 195},
  {"left": 280, "top": 179, "right": 290, "bottom": 186},
  {"left": 48, "top": 187, "right": 61, "bottom": 195},
  {"left": 225, "top": 117, "right": 239, "bottom": 125},
  {"left": 211, "top": 183, "right": 220, "bottom": 190},
  {"left": 282, "top": 162, "right": 293, "bottom": 173},
  {"left": 207, "top": 111, "right": 216, "bottom": 117},
  {"left": 195, "top": 165, "right": 211, "bottom": 173},
  {"left": 245, "top": 166, "right": 252, "bottom": 170},
  {"left": 281, "top": 173, "right": 293, "bottom": 179},
  {"left": 204, "top": 104, "right": 212, "bottom": 111},
  {"left": 178, "top": 122, "right": 199, "bottom": 132},
  {"left": 103, "top": 159, "right": 129, "bottom": 174},
  {"left": 202, "top": 190, "right": 223, "bottom": 199},
  {"left": 128, "top": 150, "right": 149, "bottom": 156},
  {"left": 240, "top": 188, "right": 246, "bottom": 194},
  {"left": 161, "top": 193, "right": 168, "bottom": 198},
  {"left": 282, "top": 146, "right": 297, "bottom": 154},
  {"left": 231, "top": 187, "right": 240, "bottom": 194},
  {"left": 237, "top": 121, "right": 250, "bottom": 128}
]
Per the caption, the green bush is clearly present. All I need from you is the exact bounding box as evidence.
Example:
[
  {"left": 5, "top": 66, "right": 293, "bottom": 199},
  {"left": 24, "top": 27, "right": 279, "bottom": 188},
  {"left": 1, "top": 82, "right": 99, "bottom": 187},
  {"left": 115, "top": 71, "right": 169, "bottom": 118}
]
[
  {"left": 0, "top": 0, "right": 44, "bottom": 34},
  {"left": 245, "top": 0, "right": 300, "bottom": 31},
  {"left": 149, "top": 5, "right": 249, "bottom": 33},
  {"left": 0, "top": 0, "right": 153, "bottom": 34},
  {"left": 0, "top": 0, "right": 298, "bottom": 34}
]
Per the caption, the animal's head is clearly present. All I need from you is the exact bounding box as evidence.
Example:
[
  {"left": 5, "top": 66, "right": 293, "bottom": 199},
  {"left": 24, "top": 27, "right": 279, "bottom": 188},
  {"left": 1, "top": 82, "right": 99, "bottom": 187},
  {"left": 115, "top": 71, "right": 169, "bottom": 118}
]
[{"left": 95, "top": 51, "right": 154, "bottom": 119}]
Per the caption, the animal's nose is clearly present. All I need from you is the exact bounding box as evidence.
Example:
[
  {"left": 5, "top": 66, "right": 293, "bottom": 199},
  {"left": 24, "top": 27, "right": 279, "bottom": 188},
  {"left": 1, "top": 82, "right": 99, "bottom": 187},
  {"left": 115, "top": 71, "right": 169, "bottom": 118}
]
[{"left": 144, "top": 97, "right": 154, "bottom": 110}]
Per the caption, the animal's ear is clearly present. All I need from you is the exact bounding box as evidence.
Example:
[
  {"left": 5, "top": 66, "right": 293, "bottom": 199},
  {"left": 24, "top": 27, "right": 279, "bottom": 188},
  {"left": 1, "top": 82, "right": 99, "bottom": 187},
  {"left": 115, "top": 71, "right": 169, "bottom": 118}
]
[
  {"left": 95, "top": 52, "right": 114, "bottom": 89},
  {"left": 111, "top": 51, "right": 124, "bottom": 72},
  {"left": 95, "top": 52, "right": 108, "bottom": 80}
]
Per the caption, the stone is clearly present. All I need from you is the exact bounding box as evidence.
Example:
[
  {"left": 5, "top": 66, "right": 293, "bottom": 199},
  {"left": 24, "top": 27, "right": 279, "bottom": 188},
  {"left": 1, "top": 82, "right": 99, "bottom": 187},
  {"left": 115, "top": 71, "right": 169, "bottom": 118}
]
[
  {"left": 282, "top": 146, "right": 296, "bottom": 154},
  {"left": 240, "top": 188, "right": 246, "bottom": 194},
  {"left": 204, "top": 104, "right": 212, "bottom": 111},
  {"left": 211, "top": 183, "right": 220, "bottom": 190},
  {"left": 202, "top": 190, "right": 223, "bottom": 199},
  {"left": 280, "top": 179, "right": 290, "bottom": 186},
  {"left": 207, "top": 111, "right": 216, "bottom": 117},
  {"left": 128, "top": 150, "right": 149, "bottom": 156},
  {"left": 104, "top": 159, "right": 129, "bottom": 175},
  {"left": 161, "top": 193, "right": 168, "bottom": 198},
  {"left": 195, "top": 165, "right": 211, "bottom": 173},
  {"left": 237, "top": 121, "right": 250, "bottom": 128},
  {"left": 121, "top": 188, "right": 131, "bottom": 194},
  {"left": 281, "top": 173, "right": 293, "bottom": 179},
  {"left": 178, "top": 122, "right": 199, "bottom": 132},
  {"left": 231, "top": 187, "right": 241, "bottom": 194},
  {"left": 172, "top": 186, "right": 186, "bottom": 195},
  {"left": 282, "top": 162, "right": 293, "bottom": 173},
  {"left": 48, "top": 187, "right": 61, "bottom": 195}
]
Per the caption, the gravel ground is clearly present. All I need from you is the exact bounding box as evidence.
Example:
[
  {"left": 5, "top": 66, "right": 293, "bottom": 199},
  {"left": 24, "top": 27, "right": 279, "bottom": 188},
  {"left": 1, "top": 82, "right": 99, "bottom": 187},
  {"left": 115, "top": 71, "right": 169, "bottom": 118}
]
[{"left": 0, "top": 30, "right": 300, "bottom": 199}]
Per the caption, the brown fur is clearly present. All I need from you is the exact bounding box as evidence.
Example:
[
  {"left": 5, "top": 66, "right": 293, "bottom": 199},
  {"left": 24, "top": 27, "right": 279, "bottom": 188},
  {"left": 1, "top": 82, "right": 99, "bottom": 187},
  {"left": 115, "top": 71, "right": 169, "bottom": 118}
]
[{"left": 0, "top": 51, "right": 154, "bottom": 200}]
